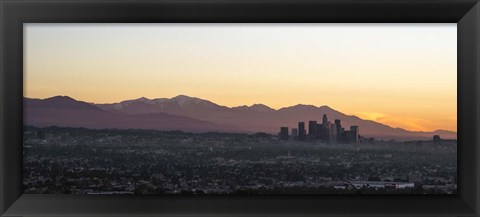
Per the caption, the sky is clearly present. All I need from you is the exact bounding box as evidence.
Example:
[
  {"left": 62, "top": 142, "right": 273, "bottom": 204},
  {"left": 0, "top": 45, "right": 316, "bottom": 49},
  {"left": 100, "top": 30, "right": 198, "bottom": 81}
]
[{"left": 24, "top": 23, "right": 457, "bottom": 132}]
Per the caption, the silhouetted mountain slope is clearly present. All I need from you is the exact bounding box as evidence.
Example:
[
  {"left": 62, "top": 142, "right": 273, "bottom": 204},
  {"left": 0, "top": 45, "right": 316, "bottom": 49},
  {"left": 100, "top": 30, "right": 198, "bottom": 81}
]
[
  {"left": 24, "top": 96, "right": 237, "bottom": 133},
  {"left": 24, "top": 95, "right": 456, "bottom": 140},
  {"left": 96, "top": 95, "right": 230, "bottom": 115},
  {"left": 93, "top": 95, "right": 456, "bottom": 140},
  {"left": 25, "top": 96, "right": 102, "bottom": 111}
]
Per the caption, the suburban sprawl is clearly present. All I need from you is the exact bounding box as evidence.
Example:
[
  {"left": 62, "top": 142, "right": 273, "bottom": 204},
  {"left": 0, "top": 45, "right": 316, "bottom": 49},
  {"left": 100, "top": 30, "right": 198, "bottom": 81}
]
[{"left": 23, "top": 125, "right": 457, "bottom": 194}]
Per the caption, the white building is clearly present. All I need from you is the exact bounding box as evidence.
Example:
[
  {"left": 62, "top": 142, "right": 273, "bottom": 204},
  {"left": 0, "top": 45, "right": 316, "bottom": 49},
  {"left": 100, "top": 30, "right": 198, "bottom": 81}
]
[{"left": 350, "top": 181, "right": 415, "bottom": 189}]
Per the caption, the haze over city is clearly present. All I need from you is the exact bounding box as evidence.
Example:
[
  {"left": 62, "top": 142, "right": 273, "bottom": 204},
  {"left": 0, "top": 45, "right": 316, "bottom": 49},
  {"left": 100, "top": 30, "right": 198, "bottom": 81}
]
[{"left": 24, "top": 24, "right": 457, "bottom": 132}]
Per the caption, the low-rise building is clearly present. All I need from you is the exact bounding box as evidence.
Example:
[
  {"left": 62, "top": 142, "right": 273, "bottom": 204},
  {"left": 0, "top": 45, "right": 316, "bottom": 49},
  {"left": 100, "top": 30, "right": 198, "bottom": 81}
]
[{"left": 350, "top": 181, "right": 415, "bottom": 189}]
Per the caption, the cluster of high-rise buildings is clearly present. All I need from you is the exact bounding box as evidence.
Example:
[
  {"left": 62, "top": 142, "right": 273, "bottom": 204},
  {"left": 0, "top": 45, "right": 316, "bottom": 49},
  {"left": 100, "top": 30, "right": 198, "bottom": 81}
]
[{"left": 279, "top": 114, "right": 359, "bottom": 144}]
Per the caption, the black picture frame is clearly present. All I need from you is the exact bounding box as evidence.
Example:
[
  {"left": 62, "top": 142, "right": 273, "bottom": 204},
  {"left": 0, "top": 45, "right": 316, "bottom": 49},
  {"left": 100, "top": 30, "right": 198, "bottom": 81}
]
[{"left": 1, "top": 0, "right": 479, "bottom": 216}]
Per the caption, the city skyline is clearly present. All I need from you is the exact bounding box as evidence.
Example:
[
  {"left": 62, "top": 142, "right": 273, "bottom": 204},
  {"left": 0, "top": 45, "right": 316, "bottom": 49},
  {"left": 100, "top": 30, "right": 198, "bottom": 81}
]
[
  {"left": 24, "top": 94, "right": 458, "bottom": 138},
  {"left": 279, "top": 115, "right": 361, "bottom": 144},
  {"left": 24, "top": 24, "right": 457, "bottom": 132}
]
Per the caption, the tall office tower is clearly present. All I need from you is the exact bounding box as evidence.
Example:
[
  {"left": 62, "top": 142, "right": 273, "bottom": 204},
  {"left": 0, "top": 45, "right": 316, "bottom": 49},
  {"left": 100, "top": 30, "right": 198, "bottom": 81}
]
[
  {"left": 340, "top": 127, "right": 345, "bottom": 143},
  {"left": 334, "top": 119, "right": 342, "bottom": 143},
  {"left": 308, "top": 121, "right": 317, "bottom": 139},
  {"left": 321, "top": 114, "right": 329, "bottom": 142},
  {"left": 344, "top": 130, "right": 352, "bottom": 143},
  {"left": 315, "top": 123, "right": 323, "bottom": 140},
  {"left": 291, "top": 128, "right": 298, "bottom": 139},
  {"left": 433, "top": 135, "right": 441, "bottom": 144},
  {"left": 329, "top": 123, "right": 337, "bottom": 144},
  {"left": 322, "top": 121, "right": 331, "bottom": 143},
  {"left": 350, "top": 126, "right": 359, "bottom": 144},
  {"left": 298, "top": 122, "right": 306, "bottom": 141},
  {"left": 322, "top": 114, "right": 328, "bottom": 126},
  {"left": 279, "top": 127, "right": 289, "bottom": 140}
]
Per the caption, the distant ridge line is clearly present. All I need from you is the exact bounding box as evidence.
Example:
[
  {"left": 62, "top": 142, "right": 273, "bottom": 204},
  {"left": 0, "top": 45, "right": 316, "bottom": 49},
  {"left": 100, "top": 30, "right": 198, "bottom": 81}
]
[{"left": 23, "top": 95, "right": 457, "bottom": 140}]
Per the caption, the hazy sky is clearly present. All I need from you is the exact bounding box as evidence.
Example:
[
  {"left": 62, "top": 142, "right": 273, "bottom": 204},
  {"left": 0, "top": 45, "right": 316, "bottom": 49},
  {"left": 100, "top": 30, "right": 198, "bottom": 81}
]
[{"left": 24, "top": 24, "right": 457, "bottom": 132}]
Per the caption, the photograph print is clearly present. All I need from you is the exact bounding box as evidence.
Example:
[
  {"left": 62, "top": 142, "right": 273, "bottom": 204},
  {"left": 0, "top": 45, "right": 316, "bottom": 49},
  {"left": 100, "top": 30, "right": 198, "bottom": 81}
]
[{"left": 23, "top": 24, "right": 457, "bottom": 194}]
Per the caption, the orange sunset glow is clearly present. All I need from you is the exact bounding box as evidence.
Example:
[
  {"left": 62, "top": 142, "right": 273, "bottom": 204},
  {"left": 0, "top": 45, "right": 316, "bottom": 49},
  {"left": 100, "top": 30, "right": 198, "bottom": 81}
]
[{"left": 24, "top": 24, "right": 457, "bottom": 132}]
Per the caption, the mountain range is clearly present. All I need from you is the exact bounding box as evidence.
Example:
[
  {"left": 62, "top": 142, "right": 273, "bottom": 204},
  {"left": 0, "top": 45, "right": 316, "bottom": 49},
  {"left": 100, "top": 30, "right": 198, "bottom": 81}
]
[{"left": 24, "top": 95, "right": 457, "bottom": 140}]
